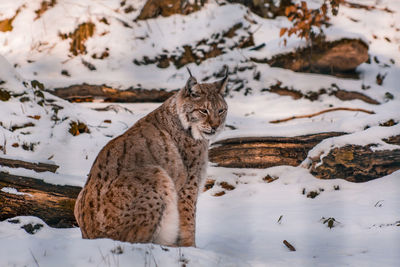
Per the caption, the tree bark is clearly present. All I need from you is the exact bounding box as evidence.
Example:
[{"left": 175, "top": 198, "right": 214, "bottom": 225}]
[
  {"left": 252, "top": 39, "right": 369, "bottom": 77},
  {"left": 0, "top": 172, "right": 81, "bottom": 228},
  {"left": 309, "top": 145, "right": 400, "bottom": 182},
  {"left": 50, "top": 84, "right": 175, "bottom": 103},
  {"left": 209, "top": 132, "right": 345, "bottom": 168}
]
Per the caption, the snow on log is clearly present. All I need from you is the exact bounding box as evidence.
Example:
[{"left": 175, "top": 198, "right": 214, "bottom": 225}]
[
  {"left": 0, "top": 172, "right": 81, "bottom": 228},
  {"left": 0, "top": 157, "right": 59, "bottom": 173}
]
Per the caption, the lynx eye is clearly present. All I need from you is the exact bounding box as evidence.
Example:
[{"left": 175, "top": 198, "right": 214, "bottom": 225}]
[
  {"left": 198, "top": 109, "right": 208, "bottom": 115},
  {"left": 190, "top": 92, "right": 201, "bottom": 99},
  {"left": 218, "top": 109, "right": 226, "bottom": 115}
]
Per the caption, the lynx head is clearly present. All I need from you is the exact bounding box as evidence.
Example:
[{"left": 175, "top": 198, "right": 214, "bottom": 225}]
[{"left": 176, "top": 68, "right": 228, "bottom": 140}]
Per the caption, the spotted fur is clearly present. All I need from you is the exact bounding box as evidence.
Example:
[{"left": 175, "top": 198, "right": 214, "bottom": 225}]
[{"left": 74, "top": 70, "right": 228, "bottom": 247}]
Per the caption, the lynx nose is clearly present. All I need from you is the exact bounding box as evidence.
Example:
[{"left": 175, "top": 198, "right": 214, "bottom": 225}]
[{"left": 210, "top": 127, "right": 217, "bottom": 134}]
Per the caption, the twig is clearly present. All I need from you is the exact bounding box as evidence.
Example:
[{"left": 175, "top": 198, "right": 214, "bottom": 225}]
[
  {"left": 148, "top": 245, "right": 158, "bottom": 267},
  {"left": 270, "top": 107, "right": 375, "bottom": 124},
  {"left": 29, "top": 249, "right": 40, "bottom": 267},
  {"left": 283, "top": 240, "right": 296, "bottom": 251},
  {"left": 2, "top": 133, "right": 6, "bottom": 155}
]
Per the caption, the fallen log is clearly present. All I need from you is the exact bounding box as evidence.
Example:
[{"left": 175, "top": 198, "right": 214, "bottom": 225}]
[
  {"left": 0, "top": 172, "right": 81, "bottom": 228},
  {"left": 310, "top": 144, "right": 400, "bottom": 182},
  {"left": 252, "top": 38, "right": 369, "bottom": 77},
  {"left": 209, "top": 132, "right": 345, "bottom": 168},
  {"left": 2, "top": 133, "right": 398, "bottom": 227},
  {"left": 0, "top": 157, "right": 59, "bottom": 173},
  {"left": 50, "top": 84, "right": 176, "bottom": 103}
]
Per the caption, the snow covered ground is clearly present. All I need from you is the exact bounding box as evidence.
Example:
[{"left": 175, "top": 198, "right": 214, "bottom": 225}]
[
  {"left": 1, "top": 0, "right": 400, "bottom": 266},
  {"left": 1, "top": 167, "right": 399, "bottom": 266}
]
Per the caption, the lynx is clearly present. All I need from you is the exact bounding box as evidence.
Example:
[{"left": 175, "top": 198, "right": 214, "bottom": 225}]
[{"left": 74, "top": 69, "right": 228, "bottom": 247}]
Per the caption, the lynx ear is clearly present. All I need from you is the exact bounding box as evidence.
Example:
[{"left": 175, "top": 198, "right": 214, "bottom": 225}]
[
  {"left": 214, "top": 67, "right": 228, "bottom": 95},
  {"left": 185, "top": 67, "right": 198, "bottom": 96}
]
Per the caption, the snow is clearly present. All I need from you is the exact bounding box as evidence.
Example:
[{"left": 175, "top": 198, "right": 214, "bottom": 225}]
[
  {"left": 0, "top": 0, "right": 400, "bottom": 266},
  {"left": 199, "top": 166, "right": 400, "bottom": 266},
  {"left": 1, "top": 169, "right": 399, "bottom": 266},
  {"left": 1, "top": 186, "right": 32, "bottom": 197}
]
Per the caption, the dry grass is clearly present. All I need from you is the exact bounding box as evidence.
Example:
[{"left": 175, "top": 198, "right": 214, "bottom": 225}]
[
  {"left": 60, "top": 22, "right": 95, "bottom": 56},
  {"left": 0, "top": 8, "right": 21, "bottom": 32},
  {"left": 34, "top": 0, "right": 57, "bottom": 20}
]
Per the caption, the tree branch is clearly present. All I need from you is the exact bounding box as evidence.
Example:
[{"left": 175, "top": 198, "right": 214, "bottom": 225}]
[{"left": 270, "top": 107, "right": 375, "bottom": 124}]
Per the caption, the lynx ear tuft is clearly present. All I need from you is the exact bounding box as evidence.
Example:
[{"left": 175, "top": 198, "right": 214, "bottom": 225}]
[
  {"left": 186, "top": 67, "right": 194, "bottom": 78},
  {"left": 185, "top": 67, "right": 198, "bottom": 95},
  {"left": 215, "top": 67, "right": 228, "bottom": 95}
]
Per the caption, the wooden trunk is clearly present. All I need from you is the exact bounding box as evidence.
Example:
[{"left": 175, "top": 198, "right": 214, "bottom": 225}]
[
  {"left": 209, "top": 132, "right": 345, "bottom": 168},
  {"left": 0, "top": 172, "right": 81, "bottom": 228},
  {"left": 310, "top": 145, "right": 400, "bottom": 182}
]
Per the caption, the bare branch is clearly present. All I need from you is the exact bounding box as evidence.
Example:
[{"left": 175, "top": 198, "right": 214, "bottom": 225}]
[{"left": 270, "top": 107, "right": 375, "bottom": 124}]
